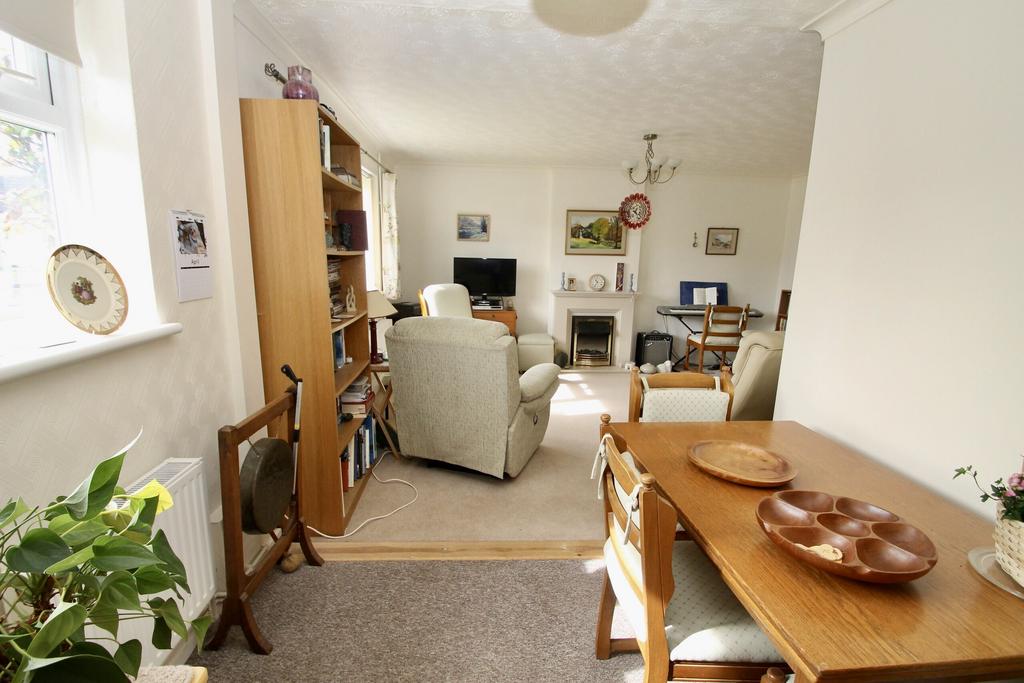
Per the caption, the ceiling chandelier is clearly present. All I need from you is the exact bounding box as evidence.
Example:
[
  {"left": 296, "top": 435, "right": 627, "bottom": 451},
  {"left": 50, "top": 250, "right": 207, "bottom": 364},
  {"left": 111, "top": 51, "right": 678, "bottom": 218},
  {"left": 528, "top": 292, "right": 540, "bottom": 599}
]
[{"left": 624, "top": 133, "right": 680, "bottom": 185}]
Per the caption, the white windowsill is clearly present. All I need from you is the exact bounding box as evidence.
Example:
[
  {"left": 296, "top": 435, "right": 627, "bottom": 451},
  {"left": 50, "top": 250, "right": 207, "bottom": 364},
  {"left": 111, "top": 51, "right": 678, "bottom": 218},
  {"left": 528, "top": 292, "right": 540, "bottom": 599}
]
[{"left": 0, "top": 323, "right": 183, "bottom": 384}]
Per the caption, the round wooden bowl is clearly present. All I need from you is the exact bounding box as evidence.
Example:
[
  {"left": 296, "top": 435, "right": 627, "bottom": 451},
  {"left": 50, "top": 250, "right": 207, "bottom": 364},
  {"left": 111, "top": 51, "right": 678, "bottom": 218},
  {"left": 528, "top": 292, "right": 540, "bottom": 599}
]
[
  {"left": 688, "top": 440, "right": 797, "bottom": 487},
  {"left": 756, "top": 490, "right": 938, "bottom": 584}
]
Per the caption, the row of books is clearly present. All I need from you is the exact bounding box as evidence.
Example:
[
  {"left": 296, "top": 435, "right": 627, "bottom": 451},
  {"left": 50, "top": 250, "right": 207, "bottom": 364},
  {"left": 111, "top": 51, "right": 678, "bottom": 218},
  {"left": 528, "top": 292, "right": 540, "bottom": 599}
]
[{"left": 340, "top": 414, "right": 379, "bottom": 490}]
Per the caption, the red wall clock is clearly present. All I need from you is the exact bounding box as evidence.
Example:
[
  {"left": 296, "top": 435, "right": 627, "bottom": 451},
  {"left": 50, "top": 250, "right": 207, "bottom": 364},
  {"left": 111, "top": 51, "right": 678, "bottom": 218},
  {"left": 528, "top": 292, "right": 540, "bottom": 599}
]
[{"left": 619, "top": 193, "right": 652, "bottom": 229}]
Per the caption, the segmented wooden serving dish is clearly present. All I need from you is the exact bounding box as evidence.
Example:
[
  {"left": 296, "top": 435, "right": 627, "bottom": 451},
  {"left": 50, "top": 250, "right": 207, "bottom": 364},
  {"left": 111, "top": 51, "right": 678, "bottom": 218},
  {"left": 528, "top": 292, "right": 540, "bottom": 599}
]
[{"left": 756, "top": 490, "right": 938, "bottom": 584}]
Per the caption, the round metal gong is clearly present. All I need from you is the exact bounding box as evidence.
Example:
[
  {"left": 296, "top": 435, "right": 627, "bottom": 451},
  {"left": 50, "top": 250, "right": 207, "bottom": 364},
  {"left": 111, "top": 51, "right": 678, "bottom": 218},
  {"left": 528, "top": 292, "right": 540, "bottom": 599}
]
[{"left": 239, "top": 437, "right": 294, "bottom": 534}]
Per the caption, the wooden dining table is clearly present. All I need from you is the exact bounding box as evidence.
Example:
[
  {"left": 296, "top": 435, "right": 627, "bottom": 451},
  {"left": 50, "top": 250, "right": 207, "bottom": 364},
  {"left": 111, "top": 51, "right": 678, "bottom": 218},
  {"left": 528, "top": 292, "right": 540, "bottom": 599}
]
[{"left": 604, "top": 419, "right": 1024, "bottom": 683}]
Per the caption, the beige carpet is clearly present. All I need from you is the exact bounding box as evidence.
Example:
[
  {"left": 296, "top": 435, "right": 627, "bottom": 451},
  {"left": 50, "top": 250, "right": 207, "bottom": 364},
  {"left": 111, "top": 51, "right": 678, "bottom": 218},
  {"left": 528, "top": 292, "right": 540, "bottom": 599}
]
[{"left": 338, "top": 370, "right": 629, "bottom": 542}]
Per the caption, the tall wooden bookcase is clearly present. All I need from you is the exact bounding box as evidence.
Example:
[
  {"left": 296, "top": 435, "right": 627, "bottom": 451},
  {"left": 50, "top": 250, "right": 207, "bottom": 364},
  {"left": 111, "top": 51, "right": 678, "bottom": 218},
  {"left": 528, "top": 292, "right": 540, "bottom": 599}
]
[{"left": 239, "top": 98, "right": 372, "bottom": 535}]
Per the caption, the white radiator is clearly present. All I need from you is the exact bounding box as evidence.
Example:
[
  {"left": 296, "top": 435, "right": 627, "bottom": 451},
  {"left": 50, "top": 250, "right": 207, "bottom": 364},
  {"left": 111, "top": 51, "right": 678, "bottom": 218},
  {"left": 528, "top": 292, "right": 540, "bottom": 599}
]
[{"left": 121, "top": 457, "right": 215, "bottom": 666}]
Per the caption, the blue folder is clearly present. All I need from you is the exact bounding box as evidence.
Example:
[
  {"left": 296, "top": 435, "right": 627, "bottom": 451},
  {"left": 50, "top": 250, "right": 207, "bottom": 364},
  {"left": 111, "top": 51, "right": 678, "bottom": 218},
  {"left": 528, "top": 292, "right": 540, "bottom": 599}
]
[{"left": 680, "top": 281, "right": 729, "bottom": 306}]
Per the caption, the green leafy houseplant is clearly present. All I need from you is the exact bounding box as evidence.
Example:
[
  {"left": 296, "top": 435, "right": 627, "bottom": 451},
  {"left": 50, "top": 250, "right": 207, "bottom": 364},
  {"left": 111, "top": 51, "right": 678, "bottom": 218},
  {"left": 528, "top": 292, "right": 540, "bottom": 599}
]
[
  {"left": 0, "top": 440, "right": 211, "bottom": 682},
  {"left": 954, "top": 461, "right": 1024, "bottom": 522}
]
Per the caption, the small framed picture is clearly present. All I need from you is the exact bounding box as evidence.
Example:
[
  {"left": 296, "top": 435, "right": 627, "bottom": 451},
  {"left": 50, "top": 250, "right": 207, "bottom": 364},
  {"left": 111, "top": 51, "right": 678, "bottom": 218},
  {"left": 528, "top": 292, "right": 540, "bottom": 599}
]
[
  {"left": 705, "top": 227, "right": 739, "bottom": 255},
  {"left": 457, "top": 214, "right": 490, "bottom": 242},
  {"left": 566, "top": 277, "right": 577, "bottom": 291}
]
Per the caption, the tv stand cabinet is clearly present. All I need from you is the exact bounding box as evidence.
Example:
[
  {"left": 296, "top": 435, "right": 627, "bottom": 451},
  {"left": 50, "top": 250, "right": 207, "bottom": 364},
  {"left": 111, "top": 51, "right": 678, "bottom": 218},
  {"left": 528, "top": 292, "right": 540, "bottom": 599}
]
[{"left": 472, "top": 309, "right": 517, "bottom": 336}]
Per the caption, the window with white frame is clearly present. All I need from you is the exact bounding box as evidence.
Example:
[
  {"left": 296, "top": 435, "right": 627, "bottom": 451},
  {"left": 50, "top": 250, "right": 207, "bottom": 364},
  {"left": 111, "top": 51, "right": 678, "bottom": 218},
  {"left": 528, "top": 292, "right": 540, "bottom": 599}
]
[
  {"left": 0, "top": 29, "right": 86, "bottom": 346},
  {"left": 361, "top": 168, "right": 382, "bottom": 292}
]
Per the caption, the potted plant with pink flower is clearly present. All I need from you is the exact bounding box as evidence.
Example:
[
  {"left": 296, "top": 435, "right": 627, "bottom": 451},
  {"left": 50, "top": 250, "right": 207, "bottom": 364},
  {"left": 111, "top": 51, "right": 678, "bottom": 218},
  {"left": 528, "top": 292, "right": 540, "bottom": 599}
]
[{"left": 955, "top": 459, "right": 1024, "bottom": 587}]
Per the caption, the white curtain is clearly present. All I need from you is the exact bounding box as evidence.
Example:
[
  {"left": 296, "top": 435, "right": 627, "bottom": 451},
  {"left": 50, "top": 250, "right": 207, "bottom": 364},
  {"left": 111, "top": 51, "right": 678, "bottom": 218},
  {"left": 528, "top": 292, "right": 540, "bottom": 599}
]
[
  {"left": 380, "top": 172, "right": 401, "bottom": 300},
  {"left": 0, "top": 0, "right": 82, "bottom": 65}
]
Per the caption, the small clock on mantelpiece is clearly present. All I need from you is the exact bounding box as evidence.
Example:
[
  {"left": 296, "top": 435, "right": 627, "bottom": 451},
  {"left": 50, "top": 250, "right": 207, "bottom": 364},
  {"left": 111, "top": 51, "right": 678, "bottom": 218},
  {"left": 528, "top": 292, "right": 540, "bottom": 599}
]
[{"left": 589, "top": 273, "right": 607, "bottom": 291}]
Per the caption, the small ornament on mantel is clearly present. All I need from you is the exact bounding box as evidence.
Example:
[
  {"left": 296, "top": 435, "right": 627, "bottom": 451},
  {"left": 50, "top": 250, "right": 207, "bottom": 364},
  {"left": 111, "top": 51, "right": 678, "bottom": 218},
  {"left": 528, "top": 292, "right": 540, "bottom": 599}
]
[
  {"left": 345, "top": 285, "right": 357, "bottom": 313},
  {"left": 615, "top": 263, "right": 625, "bottom": 292},
  {"left": 619, "top": 192, "right": 652, "bottom": 230}
]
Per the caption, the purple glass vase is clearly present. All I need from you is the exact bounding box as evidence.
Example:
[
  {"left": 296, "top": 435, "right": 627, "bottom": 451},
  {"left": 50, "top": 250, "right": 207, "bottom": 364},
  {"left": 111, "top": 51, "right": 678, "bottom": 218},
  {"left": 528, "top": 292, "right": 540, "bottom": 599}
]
[{"left": 282, "top": 65, "right": 319, "bottom": 102}]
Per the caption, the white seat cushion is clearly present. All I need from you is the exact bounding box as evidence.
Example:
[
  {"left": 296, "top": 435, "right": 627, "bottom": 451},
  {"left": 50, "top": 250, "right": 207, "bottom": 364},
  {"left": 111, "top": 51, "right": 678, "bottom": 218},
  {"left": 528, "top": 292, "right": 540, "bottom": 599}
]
[
  {"left": 605, "top": 524, "right": 781, "bottom": 664},
  {"left": 664, "top": 542, "right": 782, "bottom": 663},
  {"left": 688, "top": 333, "right": 738, "bottom": 347},
  {"left": 641, "top": 388, "right": 730, "bottom": 422}
]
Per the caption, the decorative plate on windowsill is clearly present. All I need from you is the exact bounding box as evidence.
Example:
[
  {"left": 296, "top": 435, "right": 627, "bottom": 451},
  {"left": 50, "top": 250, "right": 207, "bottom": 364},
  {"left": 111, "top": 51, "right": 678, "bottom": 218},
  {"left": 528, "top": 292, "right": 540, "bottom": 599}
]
[{"left": 45, "top": 244, "right": 128, "bottom": 335}]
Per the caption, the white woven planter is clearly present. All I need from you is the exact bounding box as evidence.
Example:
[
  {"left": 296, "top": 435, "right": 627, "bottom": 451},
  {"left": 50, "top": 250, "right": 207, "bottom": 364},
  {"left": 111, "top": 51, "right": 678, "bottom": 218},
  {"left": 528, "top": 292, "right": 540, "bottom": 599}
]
[{"left": 993, "top": 511, "right": 1024, "bottom": 588}]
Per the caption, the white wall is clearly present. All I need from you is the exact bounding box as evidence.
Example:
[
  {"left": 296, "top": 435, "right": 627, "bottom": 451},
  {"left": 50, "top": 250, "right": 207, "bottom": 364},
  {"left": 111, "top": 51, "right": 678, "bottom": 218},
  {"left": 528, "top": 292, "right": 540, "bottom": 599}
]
[
  {"left": 0, "top": 1, "right": 274, "bottom": 636},
  {"left": 394, "top": 164, "right": 551, "bottom": 333},
  {"left": 636, "top": 175, "right": 795, "bottom": 357},
  {"left": 776, "top": 175, "right": 807, "bottom": 294},
  {"left": 232, "top": 0, "right": 383, "bottom": 157},
  {"left": 548, "top": 168, "right": 644, "bottom": 300},
  {"left": 775, "top": 0, "right": 1024, "bottom": 517},
  {"left": 396, "top": 164, "right": 800, "bottom": 354}
]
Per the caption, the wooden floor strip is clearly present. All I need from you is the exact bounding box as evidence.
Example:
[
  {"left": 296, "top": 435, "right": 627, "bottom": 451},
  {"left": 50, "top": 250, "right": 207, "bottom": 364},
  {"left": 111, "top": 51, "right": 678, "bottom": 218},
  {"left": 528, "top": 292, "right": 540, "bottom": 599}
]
[{"left": 313, "top": 539, "right": 604, "bottom": 562}]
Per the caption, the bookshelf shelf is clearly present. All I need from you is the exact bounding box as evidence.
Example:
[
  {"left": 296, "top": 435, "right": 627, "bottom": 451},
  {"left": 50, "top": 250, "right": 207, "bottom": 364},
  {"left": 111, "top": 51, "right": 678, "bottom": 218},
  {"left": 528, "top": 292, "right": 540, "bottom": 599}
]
[
  {"left": 330, "top": 311, "right": 367, "bottom": 333},
  {"left": 318, "top": 104, "right": 358, "bottom": 145},
  {"left": 240, "top": 98, "right": 373, "bottom": 536},
  {"left": 321, "top": 168, "right": 361, "bottom": 193},
  {"left": 334, "top": 359, "right": 370, "bottom": 398},
  {"left": 336, "top": 416, "right": 364, "bottom": 454}
]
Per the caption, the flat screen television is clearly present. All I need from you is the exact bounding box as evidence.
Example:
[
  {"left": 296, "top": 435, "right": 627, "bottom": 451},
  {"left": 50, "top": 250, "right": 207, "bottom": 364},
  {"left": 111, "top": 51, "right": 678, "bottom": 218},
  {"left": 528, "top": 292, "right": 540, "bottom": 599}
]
[{"left": 453, "top": 257, "right": 517, "bottom": 297}]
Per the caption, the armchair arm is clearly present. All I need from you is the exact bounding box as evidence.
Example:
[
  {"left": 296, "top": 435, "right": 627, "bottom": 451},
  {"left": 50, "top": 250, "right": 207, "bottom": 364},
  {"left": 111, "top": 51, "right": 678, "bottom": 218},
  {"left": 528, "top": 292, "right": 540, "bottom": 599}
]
[{"left": 519, "top": 363, "right": 560, "bottom": 403}]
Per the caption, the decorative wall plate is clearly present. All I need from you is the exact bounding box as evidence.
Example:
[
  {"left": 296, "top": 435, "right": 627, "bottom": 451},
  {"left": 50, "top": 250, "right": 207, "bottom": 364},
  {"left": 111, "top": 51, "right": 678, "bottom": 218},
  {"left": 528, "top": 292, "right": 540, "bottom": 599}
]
[
  {"left": 588, "top": 273, "right": 607, "bottom": 291},
  {"left": 46, "top": 244, "right": 128, "bottom": 335},
  {"left": 619, "top": 192, "right": 652, "bottom": 230}
]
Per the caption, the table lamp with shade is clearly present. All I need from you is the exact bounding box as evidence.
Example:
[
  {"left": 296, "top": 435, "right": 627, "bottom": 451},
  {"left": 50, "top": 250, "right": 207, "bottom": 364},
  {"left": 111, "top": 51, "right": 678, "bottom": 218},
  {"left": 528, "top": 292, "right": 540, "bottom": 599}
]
[{"left": 367, "top": 289, "right": 397, "bottom": 364}]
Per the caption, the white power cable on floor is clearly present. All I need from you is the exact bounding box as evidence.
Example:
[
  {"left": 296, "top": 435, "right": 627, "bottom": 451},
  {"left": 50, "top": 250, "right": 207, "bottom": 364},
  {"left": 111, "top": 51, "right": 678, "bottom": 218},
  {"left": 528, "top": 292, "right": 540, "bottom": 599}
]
[{"left": 307, "top": 449, "right": 418, "bottom": 539}]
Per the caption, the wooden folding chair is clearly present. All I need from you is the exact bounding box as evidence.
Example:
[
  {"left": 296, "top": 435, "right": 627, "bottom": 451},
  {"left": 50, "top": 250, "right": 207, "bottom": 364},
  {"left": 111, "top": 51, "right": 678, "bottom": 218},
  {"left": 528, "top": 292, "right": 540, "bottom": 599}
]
[{"left": 683, "top": 304, "right": 750, "bottom": 373}]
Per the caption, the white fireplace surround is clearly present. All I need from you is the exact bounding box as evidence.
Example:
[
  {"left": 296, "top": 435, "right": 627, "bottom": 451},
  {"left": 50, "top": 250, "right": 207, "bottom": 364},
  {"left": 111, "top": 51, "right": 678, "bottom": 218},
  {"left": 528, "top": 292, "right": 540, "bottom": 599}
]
[{"left": 549, "top": 290, "right": 637, "bottom": 367}]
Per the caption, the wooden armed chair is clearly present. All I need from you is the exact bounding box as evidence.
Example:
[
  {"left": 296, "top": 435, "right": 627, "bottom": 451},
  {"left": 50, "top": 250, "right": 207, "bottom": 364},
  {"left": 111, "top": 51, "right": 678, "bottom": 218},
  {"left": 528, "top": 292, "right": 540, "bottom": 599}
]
[
  {"left": 628, "top": 367, "right": 734, "bottom": 422},
  {"left": 595, "top": 415, "right": 787, "bottom": 682},
  {"left": 683, "top": 304, "right": 750, "bottom": 373}
]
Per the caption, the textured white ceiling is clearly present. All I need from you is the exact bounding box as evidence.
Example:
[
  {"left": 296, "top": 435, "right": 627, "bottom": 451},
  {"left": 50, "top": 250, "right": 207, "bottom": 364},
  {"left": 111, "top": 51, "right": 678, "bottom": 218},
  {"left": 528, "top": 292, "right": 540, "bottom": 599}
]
[{"left": 251, "top": 0, "right": 831, "bottom": 174}]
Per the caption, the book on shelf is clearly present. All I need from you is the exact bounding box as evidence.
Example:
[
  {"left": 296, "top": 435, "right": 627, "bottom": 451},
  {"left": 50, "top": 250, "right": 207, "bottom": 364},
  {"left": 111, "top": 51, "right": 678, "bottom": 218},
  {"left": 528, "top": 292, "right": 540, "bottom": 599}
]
[
  {"left": 339, "top": 415, "right": 380, "bottom": 491},
  {"left": 319, "top": 119, "right": 331, "bottom": 169},
  {"left": 333, "top": 331, "right": 347, "bottom": 369},
  {"left": 337, "top": 390, "right": 374, "bottom": 418}
]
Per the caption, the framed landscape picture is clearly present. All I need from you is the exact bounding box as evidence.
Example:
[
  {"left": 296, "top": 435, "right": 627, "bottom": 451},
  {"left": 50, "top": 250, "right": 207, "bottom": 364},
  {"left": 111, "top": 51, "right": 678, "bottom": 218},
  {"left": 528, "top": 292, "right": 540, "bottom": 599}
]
[
  {"left": 705, "top": 227, "right": 739, "bottom": 255},
  {"left": 457, "top": 214, "right": 490, "bottom": 241},
  {"left": 565, "top": 210, "right": 625, "bottom": 255}
]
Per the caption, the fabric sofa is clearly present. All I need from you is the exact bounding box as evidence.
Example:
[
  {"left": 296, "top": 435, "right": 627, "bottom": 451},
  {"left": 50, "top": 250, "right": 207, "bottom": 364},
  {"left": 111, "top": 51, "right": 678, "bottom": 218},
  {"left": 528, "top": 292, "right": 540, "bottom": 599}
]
[
  {"left": 385, "top": 316, "right": 561, "bottom": 477},
  {"left": 720, "top": 330, "right": 784, "bottom": 420}
]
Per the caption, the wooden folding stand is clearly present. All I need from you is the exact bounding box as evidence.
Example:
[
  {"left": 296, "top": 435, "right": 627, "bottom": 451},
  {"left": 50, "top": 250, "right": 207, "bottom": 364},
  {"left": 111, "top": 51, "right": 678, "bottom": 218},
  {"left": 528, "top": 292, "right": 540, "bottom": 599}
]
[{"left": 206, "top": 387, "right": 323, "bottom": 654}]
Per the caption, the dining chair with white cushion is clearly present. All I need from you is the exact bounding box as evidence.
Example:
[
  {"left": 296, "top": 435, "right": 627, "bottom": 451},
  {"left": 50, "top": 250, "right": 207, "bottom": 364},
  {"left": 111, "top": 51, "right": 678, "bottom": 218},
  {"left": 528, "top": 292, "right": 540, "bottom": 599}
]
[
  {"left": 627, "top": 367, "right": 734, "bottom": 423},
  {"left": 594, "top": 418, "right": 787, "bottom": 682}
]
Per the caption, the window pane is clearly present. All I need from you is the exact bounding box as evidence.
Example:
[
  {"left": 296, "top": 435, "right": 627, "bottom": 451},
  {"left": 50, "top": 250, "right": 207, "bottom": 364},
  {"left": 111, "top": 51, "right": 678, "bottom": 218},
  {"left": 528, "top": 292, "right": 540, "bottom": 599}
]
[
  {"left": 0, "top": 30, "right": 51, "bottom": 106},
  {"left": 0, "top": 119, "right": 60, "bottom": 324}
]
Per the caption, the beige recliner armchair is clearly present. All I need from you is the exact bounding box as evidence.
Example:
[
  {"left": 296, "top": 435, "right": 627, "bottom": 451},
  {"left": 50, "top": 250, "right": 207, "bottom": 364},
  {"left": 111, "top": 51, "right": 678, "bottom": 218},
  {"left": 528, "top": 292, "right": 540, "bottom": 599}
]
[
  {"left": 385, "top": 316, "right": 561, "bottom": 477},
  {"left": 720, "top": 331, "right": 785, "bottom": 420}
]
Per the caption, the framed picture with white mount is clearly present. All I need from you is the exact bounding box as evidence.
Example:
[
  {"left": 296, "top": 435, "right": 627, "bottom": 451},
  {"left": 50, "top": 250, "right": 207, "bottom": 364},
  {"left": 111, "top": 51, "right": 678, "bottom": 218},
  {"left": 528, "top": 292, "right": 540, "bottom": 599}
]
[{"left": 706, "top": 227, "right": 739, "bottom": 255}]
